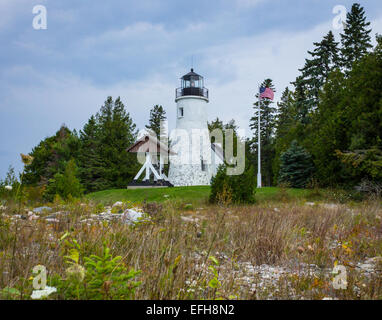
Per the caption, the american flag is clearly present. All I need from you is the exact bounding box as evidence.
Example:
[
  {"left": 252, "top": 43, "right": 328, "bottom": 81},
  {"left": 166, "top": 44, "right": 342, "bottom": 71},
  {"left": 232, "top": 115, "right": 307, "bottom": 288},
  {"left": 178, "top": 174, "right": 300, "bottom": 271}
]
[{"left": 260, "top": 87, "right": 274, "bottom": 100}]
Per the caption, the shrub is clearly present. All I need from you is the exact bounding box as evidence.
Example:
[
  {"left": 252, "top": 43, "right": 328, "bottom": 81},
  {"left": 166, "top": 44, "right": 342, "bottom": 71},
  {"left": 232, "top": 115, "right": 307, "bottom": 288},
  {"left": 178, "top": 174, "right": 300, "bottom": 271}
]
[
  {"left": 278, "top": 140, "right": 315, "bottom": 188},
  {"left": 210, "top": 165, "right": 256, "bottom": 204}
]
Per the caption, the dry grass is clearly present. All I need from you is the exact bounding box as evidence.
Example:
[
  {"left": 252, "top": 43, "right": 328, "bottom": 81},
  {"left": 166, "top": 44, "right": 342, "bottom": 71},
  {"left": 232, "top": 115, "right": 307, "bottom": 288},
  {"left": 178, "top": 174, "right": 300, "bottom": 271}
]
[{"left": 0, "top": 198, "right": 382, "bottom": 300}]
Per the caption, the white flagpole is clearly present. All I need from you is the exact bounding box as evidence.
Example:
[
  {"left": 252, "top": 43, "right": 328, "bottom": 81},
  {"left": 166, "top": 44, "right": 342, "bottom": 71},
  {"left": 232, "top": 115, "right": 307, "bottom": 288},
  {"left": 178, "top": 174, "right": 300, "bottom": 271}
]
[{"left": 257, "top": 86, "right": 262, "bottom": 188}]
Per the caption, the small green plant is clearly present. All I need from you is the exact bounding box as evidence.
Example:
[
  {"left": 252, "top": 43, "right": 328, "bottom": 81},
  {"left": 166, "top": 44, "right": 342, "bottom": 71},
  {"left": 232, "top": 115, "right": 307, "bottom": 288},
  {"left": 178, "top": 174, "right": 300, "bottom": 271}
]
[
  {"left": 52, "top": 240, "right": 141, "bottom": 300},
  {"left": 207, "top": 256, "right": 223, "bottom": 300}
]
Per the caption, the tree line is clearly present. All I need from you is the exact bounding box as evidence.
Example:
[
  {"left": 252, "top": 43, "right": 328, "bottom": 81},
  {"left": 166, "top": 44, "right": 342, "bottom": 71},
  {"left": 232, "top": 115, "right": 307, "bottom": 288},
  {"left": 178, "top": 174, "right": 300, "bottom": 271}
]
[
  {"left": 1, "top": 3, "right": 380, "bottom": 199},
  {"left": 247, "top": 3, "right": 381, "bottom": 189}
]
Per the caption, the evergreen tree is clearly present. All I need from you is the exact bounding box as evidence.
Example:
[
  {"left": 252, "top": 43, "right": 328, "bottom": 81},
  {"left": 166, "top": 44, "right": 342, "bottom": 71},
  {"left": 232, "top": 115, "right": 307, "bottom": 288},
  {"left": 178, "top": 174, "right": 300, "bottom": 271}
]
[
  {"left": 296, "top": 31, "right": 340, "bottom": 114},
  {"left": 78, "top": 116, "right": 107, "bottom": 192},
  {"left": 340, "top": 3, "right": 372, "bottom": 72},
  {"left": 293, "top": 76, "right": 310, "bottom": 125},
  {"left": 23, "top": 126, "right": 80, "bottom": 186},
  {"left": 145, "top": 105, "right": 167, "bottom": 139},
  {"left": 273, "top": 87, "right": 297, "bottom": 181},
  {"left": 250, "top": 79, "right": 277, "bottom": 186},
  {"left": 45, "top": 159, "right": 83, "bottom": 201},
  {"left": 278, "top": 140, "right": 315, "bottom": 188},
  {"left": 96, "top": 96, "right": 139, "bottom": 189}
]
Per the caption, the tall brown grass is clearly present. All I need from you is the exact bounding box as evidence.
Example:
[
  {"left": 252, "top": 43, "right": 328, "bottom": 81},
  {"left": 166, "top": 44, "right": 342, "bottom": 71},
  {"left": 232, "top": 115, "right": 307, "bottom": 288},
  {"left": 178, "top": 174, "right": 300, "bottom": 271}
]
[{"left": 0, "top": 198, "right": 381, "bottom": 299}]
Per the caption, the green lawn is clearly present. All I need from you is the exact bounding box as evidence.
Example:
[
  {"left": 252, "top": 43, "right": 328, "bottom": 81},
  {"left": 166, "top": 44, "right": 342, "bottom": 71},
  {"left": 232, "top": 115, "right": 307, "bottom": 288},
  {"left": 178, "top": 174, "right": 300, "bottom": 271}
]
[{"left": 87, "top": 186, "right": 311, "bottom": 205}]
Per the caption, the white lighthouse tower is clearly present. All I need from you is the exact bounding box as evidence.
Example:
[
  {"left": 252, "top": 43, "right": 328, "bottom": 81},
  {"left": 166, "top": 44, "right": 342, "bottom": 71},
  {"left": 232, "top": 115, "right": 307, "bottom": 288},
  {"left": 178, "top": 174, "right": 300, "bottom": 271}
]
[{"left": 168, "top": 69, "right": 223, "bottom": 186}]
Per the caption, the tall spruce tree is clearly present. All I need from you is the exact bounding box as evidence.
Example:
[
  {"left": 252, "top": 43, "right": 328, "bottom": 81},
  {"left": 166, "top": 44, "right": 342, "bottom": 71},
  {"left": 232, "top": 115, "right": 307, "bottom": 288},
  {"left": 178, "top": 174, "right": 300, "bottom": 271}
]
[
  {"left": 145, "top": 105, "right": 167, "bottom": 139},
  {"left": 96, "top": 96, "right": 139, "bottom": 189},
  {"left": 296, "top": 31, "right": 340, "bottom": 114},
  {"left": 250, "top": 79, "right": 277, "bottom": 186},
  {"left": 273, "top": 87, "right": 297, "bottom": 182},
  {"left": 78, "top": 116, "right": 107, "bottom": 192},
  {"left": 340, "top": 3, "right": 372, "bottom": 72}
]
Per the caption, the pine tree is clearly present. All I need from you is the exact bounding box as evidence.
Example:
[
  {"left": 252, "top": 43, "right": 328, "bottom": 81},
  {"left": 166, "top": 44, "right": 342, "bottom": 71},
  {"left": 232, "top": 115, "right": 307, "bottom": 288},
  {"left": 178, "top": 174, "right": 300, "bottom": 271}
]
[
  {"left": 278, "top": 140, "right": 315, "bottom": 188},
  {"left": 145, "top": 105, "right": 167, "bottom": 139},
  {"left": 96, "top": 96, "right": 139, "bottom": 189},
  {"left": 273, "top": 87, "right": 297, "bottom": 181},
  {"left": 78, "top": 116, "right": 108, "bottom": 192},
  {"left": 296, "top": 31, "right": 340, "bottom": 113},
  {"left": 45, "top": 158, "right": 83, "bottom": 201},
  {"left": 341, "top": 3, "right": 372, "bottom": 72}
]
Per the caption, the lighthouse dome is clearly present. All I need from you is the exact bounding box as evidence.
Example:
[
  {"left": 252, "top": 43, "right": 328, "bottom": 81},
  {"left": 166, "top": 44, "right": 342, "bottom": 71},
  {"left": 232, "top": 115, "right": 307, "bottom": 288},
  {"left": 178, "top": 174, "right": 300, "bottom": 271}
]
[{"left": 176, "top": 68, "right": 209, "bottom": 100}]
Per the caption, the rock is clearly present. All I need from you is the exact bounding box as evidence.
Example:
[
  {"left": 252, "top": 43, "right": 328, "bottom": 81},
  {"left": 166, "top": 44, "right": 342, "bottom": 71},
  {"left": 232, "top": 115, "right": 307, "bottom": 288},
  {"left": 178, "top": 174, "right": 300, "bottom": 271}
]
[
  {"left": 28, "top": 214, "right": 39, "bottom": 221},
  {"left": 44, "top": 211, "right": 69, "bottom": 220},
  {"left": 45, "top": 218, "right": 59, "bottom": 223},
  {"left": 112, "top": 202, "right": 124, "bottom": 208},
  {"left": 365, "top": 256, "right": 382, "bottom": 265},
  {"left": 181, "top": 216, "right": 199, "bottom": 223},
  {"left": 305, "top": 202, "right": 315, "bottom": 206},
  {"left": 358, "top": 263, "right": 374, "bottom": 273},
  {"left": 321, "top": 203, "right": 339, "bottom": 210},
  {"left": 123, "top": 208, "right": 146, "bottom": 225},
  {"left": 33, "top": 206, "right": 52, "bottom": 214}
]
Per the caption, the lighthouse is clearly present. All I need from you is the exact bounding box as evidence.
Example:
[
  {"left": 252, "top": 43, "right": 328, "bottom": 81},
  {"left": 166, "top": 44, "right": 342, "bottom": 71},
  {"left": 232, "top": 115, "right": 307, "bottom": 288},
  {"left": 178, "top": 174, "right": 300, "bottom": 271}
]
[{"left": 168, "top": 69, "right": 223, "bottom": 186}]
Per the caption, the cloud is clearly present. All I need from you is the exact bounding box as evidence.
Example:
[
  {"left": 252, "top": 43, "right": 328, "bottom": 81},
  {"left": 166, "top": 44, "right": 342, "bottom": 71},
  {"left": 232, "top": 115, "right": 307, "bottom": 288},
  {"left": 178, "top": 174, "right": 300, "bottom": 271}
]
[{"left": 1, "top": 1, "right": 382, "bottom": 177}]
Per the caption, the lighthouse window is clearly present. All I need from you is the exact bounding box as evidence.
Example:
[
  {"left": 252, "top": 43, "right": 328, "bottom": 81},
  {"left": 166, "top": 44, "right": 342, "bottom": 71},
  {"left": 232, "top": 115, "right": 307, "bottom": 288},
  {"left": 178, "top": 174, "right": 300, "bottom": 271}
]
[
  {"left": 179, "top": 107, "right": 184, "bottom": 118},
  {"left": 201, "top": 159, "right": 207, "bottom": 172}
]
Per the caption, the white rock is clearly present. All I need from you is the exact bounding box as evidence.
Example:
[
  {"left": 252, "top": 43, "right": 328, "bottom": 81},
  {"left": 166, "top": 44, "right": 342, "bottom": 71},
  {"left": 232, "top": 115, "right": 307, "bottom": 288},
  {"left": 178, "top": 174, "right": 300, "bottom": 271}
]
[
  {"left": 33, "top": 206, "right": 52, "bottom": 213},
  {"left": 5, "top": 185, "right": 13, "bottom": 191},
  {"left": 181, "top": 216, "right": 199, "bottom": 223},
  {"left": 358, "top": 263, "right": 374, "bottom": 273},
  {"left": 321, "top": 203, "right": 339, "bottom": 210},
  {"left": 123, "top": 208, "right": 145, "bottom": 225},
  {"left": 305, "top": 202, "right": 315, "bottom": 206},
  {"left": 112, "top": 201, "right": 124, "bottom": 208},
  {"left": 28, "top": 215, "right": 39, "bottom": 221}
]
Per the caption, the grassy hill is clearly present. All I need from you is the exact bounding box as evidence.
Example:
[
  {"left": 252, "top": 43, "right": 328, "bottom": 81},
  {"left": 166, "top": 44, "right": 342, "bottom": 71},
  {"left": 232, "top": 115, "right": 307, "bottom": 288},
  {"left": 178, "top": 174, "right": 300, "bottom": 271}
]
[{"left": 87, "top": 186, "right": 311, "bottom": 205}]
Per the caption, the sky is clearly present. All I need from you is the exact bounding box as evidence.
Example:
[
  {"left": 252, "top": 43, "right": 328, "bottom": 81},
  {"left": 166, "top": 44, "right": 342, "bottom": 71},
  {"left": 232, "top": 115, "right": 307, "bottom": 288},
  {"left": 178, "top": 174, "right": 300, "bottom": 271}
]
[{"left": 1, "top": 0, "right": 382, "bottom": 178}]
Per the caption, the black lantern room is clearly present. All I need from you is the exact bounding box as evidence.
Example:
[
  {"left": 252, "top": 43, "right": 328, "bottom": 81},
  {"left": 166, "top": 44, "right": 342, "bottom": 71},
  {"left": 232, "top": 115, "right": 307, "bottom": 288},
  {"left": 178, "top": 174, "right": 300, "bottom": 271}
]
[{"left": 176, "top": 69, "right": 209, "bottom": 100}]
